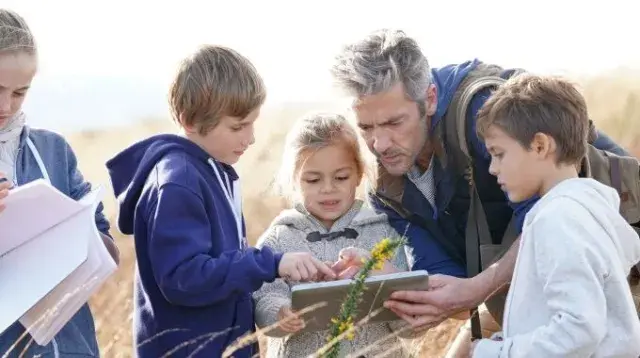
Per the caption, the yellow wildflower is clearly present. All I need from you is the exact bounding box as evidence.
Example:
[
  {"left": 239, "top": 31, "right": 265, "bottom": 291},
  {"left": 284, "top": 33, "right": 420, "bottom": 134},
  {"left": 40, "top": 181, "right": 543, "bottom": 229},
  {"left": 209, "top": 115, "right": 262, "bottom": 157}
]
[
  {"left": 346, "top": 330, "right": 355, "bottom": 341},
  {"left": 374, "top": 260, "right": 384, "bottom": 270},
  {"left": 324, "top": 236, "right": 406, "bottom": 358},
  {"left": 337, "top": 317, "right": 355, "bottom": 341},
  {"left": 371, "top": 238, "right": 393, "bottom": 261}
]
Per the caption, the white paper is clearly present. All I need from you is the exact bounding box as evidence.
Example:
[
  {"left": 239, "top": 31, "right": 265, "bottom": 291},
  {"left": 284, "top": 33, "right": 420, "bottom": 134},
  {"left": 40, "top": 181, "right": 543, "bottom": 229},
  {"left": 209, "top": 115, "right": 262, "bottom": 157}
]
[
  {"left": 0, "top": 179, "right": 83, "bottom": 256},
  {"left": 0, "top": 180, "right": 117, "bottom": 346}
]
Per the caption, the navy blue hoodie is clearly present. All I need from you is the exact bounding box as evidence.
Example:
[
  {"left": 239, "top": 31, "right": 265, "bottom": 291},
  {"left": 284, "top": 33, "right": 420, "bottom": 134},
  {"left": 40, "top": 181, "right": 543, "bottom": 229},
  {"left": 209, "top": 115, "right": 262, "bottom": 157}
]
[{"left": 106, "top": 134, "right": 283, "bottom": 358}]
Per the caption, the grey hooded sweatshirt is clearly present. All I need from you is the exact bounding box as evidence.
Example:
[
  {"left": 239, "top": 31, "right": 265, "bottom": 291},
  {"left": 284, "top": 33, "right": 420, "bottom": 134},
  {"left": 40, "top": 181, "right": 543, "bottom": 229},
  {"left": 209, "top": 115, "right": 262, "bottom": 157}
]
[{"left": 253, "top": 200, "right": 417, "bottom": 358}]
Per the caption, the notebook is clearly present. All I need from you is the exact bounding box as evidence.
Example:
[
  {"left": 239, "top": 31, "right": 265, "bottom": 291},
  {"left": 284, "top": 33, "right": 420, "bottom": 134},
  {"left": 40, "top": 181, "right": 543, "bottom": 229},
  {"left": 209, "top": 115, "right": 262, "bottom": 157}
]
[{"left": 0, "top": 179, "right": 117, "bottom": 345}]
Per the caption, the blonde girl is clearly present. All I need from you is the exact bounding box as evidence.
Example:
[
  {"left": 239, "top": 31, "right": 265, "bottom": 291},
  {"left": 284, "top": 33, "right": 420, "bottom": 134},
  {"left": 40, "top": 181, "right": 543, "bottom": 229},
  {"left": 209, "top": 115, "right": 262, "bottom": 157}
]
[{"left": 253, "top": 112, "right": 417, "bottom": 357}]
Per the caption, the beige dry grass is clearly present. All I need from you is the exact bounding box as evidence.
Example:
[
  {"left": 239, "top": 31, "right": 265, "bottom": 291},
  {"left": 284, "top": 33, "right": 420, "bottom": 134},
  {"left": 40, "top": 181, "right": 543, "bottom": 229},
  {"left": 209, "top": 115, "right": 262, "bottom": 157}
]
[{"left": 59, "top": 70, "right": 640, "bottom": 358}]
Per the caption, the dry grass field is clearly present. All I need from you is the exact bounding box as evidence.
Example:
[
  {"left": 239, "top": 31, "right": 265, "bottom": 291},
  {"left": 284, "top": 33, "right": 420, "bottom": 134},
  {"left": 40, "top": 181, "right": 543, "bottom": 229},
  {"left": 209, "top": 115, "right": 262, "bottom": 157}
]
[{"left": 60, "top": 69, "right": 640, "bottom": 358}]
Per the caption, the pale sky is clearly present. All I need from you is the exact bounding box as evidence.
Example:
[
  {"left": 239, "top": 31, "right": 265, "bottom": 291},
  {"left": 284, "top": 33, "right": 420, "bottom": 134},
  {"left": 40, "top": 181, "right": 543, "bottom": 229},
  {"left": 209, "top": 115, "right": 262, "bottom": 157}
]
[{"left": 3, "top": 0, "right": 640, "bottom": 130}]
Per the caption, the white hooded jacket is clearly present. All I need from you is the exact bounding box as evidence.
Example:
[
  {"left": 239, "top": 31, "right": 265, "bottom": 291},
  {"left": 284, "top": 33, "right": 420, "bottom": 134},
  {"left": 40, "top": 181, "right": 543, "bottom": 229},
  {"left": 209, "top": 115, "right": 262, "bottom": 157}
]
[{"left": 474, "top": 177, "right": 640, "bottom": 357}]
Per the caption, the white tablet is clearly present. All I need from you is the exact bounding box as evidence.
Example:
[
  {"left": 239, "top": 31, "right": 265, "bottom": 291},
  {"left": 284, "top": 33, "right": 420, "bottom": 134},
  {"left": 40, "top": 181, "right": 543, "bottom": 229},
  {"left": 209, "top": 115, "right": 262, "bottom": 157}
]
[{"left": 290, "top": 270, "right": 429, "bottom": 334}]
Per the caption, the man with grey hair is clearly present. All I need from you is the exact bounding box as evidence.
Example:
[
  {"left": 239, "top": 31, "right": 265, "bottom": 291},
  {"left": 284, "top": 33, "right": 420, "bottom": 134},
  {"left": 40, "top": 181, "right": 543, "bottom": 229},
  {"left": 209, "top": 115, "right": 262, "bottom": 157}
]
[{"left": 329, "top": 28, "right": 631, "bottom": 355}]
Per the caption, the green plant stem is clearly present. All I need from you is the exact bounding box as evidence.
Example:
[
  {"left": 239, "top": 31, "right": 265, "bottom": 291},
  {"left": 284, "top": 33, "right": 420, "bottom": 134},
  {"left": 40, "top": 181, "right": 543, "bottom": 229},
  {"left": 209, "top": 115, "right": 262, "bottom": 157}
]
[{"left": 323, "top": 239, "right": 406, "bottom": 358}]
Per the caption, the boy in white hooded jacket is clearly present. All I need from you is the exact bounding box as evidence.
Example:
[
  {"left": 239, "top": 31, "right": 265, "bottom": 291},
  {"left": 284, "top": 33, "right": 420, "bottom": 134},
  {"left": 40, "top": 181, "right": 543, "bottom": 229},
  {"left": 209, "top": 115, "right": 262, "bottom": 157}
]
[{"left": 470, "top": 74, "right": 640, "bottom": 357}]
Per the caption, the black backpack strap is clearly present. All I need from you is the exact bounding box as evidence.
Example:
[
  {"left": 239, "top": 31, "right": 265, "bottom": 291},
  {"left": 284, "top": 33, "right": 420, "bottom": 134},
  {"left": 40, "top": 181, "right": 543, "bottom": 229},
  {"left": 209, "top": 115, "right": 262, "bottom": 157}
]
[
  {"left": 609, "top": 155, "right": 623, "bottom": 196},
  {"left": 442, "top": 66, "right": 527, "bottom": 340},
  {"left": 447, "top": 74, "right": 507, "bottom": 340},
  {"left": 466, "top": 173, "right": 494, "bottom": 339},
  {"left": 609, "top": 155, "right": 640, "bottom": 291},
  {"left": 454, "top": 74, "right": 508, "bottom": 272}
]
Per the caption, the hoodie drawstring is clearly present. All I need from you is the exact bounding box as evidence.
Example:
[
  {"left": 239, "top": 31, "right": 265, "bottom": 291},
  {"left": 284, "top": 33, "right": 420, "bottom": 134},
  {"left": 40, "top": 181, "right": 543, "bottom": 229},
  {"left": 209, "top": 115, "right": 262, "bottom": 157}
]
[
  {"left": 208, "top": 158, "right": 245, "bottom": 249},
  {"left": 25, "top": 138, "right": 50, "bottom": 185}
]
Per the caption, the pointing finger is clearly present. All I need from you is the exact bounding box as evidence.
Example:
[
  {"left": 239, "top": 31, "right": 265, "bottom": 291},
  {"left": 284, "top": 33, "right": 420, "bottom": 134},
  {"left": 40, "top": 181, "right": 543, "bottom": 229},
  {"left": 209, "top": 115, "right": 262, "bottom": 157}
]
[{"left": 313, "top": 258, "right": 337, "bottom": 280}]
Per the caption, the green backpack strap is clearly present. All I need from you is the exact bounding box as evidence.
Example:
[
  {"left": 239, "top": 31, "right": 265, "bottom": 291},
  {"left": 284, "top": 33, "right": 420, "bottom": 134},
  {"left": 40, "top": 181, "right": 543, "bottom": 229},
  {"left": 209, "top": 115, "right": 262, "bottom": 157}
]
[
  {"left": 449, "top": 73, "right": 515, "bottom": 277},
  {"left": 457, "top": 77, "right": 506, "bottom": 341},
  {"left": 444, "top": 75, "right": 509, "bottom": 176}
]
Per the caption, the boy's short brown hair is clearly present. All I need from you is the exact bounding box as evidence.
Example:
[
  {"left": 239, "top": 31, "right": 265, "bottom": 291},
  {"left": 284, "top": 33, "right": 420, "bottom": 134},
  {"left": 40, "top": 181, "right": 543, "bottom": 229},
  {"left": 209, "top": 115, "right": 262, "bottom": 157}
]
[
  {"left": 476, "top": 74, "right": 589, "bottom": 165},
  {"left": 169, "top": 45, "right": 266, "bottom": 135}
]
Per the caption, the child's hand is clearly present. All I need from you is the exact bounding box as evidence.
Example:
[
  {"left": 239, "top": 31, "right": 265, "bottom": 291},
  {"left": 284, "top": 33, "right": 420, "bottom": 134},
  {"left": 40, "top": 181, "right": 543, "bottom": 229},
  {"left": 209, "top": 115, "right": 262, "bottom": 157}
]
[
  {"left": 0, "top": 173, "right": 10, "bottom": 214},
  {"left": 332, "top": 247, "right": 400, "bottom": 278},
  {"left": 279, "top": 252, "right": 336, "bottom": 282},
  {"left": 277, "top": 306, "right": 305, "bottom": 333},
  {"left": 317, "top": 261, "right": 339, "bottom": 281},
  {"left": 331, "top": 247, "right": 369, "bottom": 279}
]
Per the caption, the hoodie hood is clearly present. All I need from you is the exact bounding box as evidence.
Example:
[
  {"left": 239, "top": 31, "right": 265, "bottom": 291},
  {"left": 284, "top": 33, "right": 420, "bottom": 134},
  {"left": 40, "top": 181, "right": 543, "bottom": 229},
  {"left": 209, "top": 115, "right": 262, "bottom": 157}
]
[
  {"left": 430, "top": 59, "right": 481, "bottom": 131},
  {"left": 106, "top": 134, "right": 218, "bottom": 235},
  {"left": 270, "top": 199, "right": 390, "bottom": 233},
  {"left": 546, "top": 178, "right": 640, "bottom": 270}
]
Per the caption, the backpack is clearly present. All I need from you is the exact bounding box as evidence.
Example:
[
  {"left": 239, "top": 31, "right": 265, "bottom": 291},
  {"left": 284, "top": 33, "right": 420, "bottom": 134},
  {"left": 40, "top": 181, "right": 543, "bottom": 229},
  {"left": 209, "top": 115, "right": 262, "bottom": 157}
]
[{"left": 440, "top": 62, "right": 640, "bottom": 339}]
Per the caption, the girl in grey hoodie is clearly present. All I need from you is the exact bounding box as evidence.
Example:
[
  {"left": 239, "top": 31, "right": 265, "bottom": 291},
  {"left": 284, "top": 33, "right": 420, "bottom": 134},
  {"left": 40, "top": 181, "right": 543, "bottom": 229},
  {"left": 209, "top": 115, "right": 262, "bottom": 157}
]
[{"left": 253, "top": 113, "right": 418, "bottom": 357}]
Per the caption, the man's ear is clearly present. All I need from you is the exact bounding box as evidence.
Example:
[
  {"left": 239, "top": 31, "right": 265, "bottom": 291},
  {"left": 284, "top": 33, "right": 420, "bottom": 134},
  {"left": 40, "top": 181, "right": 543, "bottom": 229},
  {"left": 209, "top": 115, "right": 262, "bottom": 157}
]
[{"left": 425, "top": 83, "right": 438, "bottom": 117}]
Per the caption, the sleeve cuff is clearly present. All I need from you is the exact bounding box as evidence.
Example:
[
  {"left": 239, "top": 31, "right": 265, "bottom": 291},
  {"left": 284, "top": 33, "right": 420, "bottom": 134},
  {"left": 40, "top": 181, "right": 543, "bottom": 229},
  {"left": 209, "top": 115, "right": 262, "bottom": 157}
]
[
  {"left": 472, "top": 339, "right": 504, "bottom": 358},
  {"left": 262, "top": 296, "right": 290, "bottom": 324},
  {"left": 273, "top": 252, "right": 284, "bottom": 278}
]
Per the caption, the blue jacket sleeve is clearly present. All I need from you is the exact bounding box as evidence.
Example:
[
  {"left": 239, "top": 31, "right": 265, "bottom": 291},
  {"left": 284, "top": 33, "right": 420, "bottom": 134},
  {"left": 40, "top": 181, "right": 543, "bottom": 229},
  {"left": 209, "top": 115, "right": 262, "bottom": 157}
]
[
  {"left": 147, "top": 182, "right": 283, "bottom": 307},
  {"left": 591, "top": 129, "right": 631, "bottom": 156},
  {"left": 367, "top": 192, "right": 467, "bottom": 278},
  {"left": 65, "top": 140, "right": 112, "bottom": 238},
  {"left": 466, "top": 87, "right": 632, "bottom": 234}
]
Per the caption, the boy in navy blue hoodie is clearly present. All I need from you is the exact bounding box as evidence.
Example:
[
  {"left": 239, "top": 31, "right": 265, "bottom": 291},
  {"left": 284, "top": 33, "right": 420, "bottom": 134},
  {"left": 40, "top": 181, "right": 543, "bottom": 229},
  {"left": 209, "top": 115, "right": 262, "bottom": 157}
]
[{"left": 106, "top": 45, "right": 336, "bottom": 358}]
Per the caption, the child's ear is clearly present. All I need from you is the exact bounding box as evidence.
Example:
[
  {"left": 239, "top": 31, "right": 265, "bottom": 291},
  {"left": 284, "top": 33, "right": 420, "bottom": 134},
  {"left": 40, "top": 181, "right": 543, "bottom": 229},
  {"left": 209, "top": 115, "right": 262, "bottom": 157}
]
[
  {"left": 178, "top": 113, "right": 197, "bottom": 134},
  {"left": 531, "top": 132, "right": 553, "bottom": 158}
]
